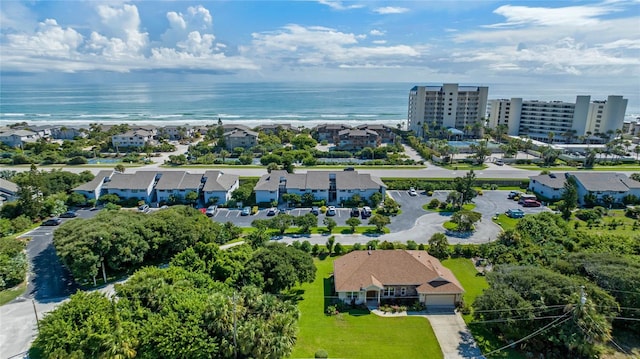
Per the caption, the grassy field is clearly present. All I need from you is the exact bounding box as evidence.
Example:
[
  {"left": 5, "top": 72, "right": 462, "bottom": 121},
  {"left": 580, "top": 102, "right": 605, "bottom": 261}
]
[
  {"left": 573, "top": 209, "right": 638, "bottom": 236},
  {"left": 491, "top": 213, "right": 520, "bottom": 231},
  {"left": 0, "top": 282, "right": 26, "bottom": 306},
  {"left": 291, "top": 256, "right": 443, "bottom": 359}
]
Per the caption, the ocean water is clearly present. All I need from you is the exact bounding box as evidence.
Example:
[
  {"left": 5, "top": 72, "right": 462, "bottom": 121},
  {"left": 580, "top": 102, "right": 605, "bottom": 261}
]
[
  {"left": 0, "top": 82, "right": 411, "bottom": 128},
  {"left": 1, "top": 82, "right": 637, "bottom": 128}
]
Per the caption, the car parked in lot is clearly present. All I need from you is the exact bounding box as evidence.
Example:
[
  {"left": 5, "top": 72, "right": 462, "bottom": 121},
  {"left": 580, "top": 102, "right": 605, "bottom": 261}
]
[
  {"left": 506, "top": 208, "right": 525, "bottom": 218},
  {"left": 241, "top": 206, "right": 251, "bottom": 216},
  {"left": 522, "top": 200, "right": 541, "bottom": 207},
  {"left": 361, "top": 206, "right": 372, "bottom": 218},
  {"left": 350, "top": 207, "right": 360, "bottom": 217},
  {"left": 326, "top": 206, "right": 337, "bottom": 216},
  {"left": 205, "top": 205, "right": 217, "bottom": 217},
  {"left": 59, "top": 210, "right": 77, "bottom": 218},
  {"left": 508, "top": 191, "right": 522, "bottom": 199},
  {"left": 518, "top": 194, "right": 538, "bottom": 204},
  {"left": 42, "top": 218, "right": 62, "bottom": 226},
  {"left": 138, "top": 204, "right": 150, "bottom": 212},
  {"left": 267, "top": 207, "right": 278, "bottom": 216},
  {"left": 408, "top": 187, "right": 418, "bottom": 196},
  {"left": 310, "top": 206, "right": 320, "bottom": 215}
]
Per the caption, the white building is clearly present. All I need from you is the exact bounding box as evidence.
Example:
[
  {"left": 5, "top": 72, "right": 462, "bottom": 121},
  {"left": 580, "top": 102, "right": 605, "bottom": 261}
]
[
  {"left": 72, "top": 170, "right": 114, "bottom": 200},
  {"left": 102, "top": 171, "right": 158, "bottom": 203},
  {"left": 528, "top": 172, "right": 640, "bottom": 205},
  {"left": 407, "top": 83, "right": 488, "bottom": 136},
  {"left": 154, "top": 171, "right": 203, "bottom": 203},
  {"left": 111, "top": 129, "right": 156, "bottom": 149},
  {"left": 202, "top": 170, "right": 239, "bottom": 205},
  {"left": 488, "top": 95, "right": 628, "bottom": 143},
  {"left": 254, "top": 170, "right": 386, "bottom": 206}
]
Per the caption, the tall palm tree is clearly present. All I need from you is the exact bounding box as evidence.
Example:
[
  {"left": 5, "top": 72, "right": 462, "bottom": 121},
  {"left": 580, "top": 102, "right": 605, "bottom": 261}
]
[{"left": 547, "top": 131, "right": 555, "bottom": 144}]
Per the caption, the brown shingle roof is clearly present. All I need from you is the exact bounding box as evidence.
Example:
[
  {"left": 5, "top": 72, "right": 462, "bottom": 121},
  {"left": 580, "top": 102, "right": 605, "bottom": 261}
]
[{"left": 333, "top": 250, "right": 464, "bottom": 294}]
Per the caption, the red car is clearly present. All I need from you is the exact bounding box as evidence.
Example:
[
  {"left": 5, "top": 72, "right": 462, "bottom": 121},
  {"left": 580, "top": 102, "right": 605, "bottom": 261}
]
[{"left": 522, "top": 200, "right": 541, "bottom": 207}]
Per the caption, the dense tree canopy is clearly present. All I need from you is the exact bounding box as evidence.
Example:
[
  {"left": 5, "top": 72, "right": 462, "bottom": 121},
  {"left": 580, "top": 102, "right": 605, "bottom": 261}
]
[
  {"left": 31, "top": 266, "right": 300, "bottom": 359},
  {"left": 242, "top": 243, "right": 316, "bottom": 293}
]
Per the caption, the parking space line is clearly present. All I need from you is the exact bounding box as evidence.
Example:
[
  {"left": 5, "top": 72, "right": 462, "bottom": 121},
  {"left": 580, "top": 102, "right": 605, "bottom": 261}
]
[{"left": 225, "top": 211, "right": 231, "bottom": 217}]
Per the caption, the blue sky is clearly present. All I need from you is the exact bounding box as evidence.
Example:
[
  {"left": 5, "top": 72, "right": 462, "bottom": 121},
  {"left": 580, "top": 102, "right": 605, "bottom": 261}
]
[{"left": 1, "top": 0, "right": 639, "bottom": 94}]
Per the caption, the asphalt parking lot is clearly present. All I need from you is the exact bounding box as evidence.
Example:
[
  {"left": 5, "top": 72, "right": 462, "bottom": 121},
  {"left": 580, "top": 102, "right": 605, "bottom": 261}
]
[
  {"left": 208, "top": 206, "right": 359, "bottom": 227},
  {"left": 387, "top": 189, "right": 548, "bottom": 232}
]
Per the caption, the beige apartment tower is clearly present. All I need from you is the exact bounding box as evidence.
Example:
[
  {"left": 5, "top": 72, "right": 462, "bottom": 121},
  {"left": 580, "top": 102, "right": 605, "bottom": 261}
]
[
  {"left": 407, "top": 83, "right": 489, "bottom": 136},
  {"left": 487, "top": 95, "right": 628, "bottom": 143}
]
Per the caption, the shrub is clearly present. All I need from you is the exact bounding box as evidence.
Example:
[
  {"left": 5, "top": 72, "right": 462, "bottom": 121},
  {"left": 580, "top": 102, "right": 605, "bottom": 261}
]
[
  {"left": 251, "top": 206, "right": 258, "bottom": 214},
  {"left": 325, "top": 305, "right": 339, "bottom": 316},
  {"left": 426, "top": 190, "right": 433, "bottom": 196},
  {"left": 315, "top": 349, "right": 329, "bottom": 358},
  {"left": 427, "top": 198, "right": 440, "bottom": 209}
]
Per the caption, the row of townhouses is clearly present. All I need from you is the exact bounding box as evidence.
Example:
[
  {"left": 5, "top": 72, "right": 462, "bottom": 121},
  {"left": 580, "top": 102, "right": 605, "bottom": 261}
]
[
  {"left": 72, "top": 169, "right": 387, "bottom": 207},
  {"left": 528, "top": 172, "right": 640, "bottom": 205},
  {"left": 73, "top": 170, "right": 239, "bottom": 205}
]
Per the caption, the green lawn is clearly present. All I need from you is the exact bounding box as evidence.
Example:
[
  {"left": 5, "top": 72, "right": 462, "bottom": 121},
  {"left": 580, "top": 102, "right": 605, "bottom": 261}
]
[
  {"left": 573, "top": 209, "right": 638, "bottom": 237},
  {"left": 0, "top": 282, "right": 26, "bottom": 306},
  {"left": 291, "top": 256, "right": 443, "bottom": 359},
  {"left": 441, "top": 163, "right": 488, "bottom": 171},
  {"left": 422, "top": 203, "right": 476, "bottom": 212},
  {"left": 492, "top": 214, "right": 520, "bottom": 231}
]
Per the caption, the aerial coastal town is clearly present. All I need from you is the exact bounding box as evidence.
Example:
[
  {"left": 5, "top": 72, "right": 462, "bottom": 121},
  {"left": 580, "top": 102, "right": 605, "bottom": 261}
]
[{"left": 1, "top": 83, "right": 638, "bottom": 359}]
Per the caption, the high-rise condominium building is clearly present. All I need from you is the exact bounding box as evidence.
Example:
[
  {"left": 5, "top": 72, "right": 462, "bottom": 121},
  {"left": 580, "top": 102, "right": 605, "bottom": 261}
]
[
  {"left": 487, "top": 95, "right": 628, "bottom": 143},
  {"left": 407, "top": 84, "right": 489, "bottom": 136}
]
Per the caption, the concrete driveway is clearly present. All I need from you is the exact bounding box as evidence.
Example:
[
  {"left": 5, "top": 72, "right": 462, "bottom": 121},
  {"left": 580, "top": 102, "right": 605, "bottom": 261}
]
[{"left": 426, "top": 312, "right": 485, "bottom": 359}]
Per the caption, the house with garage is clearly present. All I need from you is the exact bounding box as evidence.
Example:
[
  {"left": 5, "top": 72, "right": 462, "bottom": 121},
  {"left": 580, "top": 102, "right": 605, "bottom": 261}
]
[
  {"left": 333, "top": 250, "right": 464, "bottom": 308},
  {"left": 154, "top": 171, "right": 203, "bottom": 204},
  {"left": 72, "top": 170, "right": 114, "bottom": 200},
  {"left": 201, "top": 170, "right": 239, "bottom": 205},
  {"left": 253, "top": 170, "right": 386, "bottom": 206},
  {"left": 101, "top": 171, "right": 158, "bottom": 203},
  {"left": 529, "top": 172, "right": 640, "bottom": 205}
]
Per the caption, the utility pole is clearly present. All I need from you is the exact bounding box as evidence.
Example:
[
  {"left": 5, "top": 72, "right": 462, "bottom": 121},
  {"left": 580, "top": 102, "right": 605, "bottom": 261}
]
[{"left": 32, "top": 299, "right": 40, "bottom": 332}]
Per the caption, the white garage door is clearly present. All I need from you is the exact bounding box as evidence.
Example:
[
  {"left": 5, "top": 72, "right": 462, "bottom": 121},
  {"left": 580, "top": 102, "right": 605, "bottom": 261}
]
[{"left": 425, "top": 294, "right": 455, "bottom": 307}]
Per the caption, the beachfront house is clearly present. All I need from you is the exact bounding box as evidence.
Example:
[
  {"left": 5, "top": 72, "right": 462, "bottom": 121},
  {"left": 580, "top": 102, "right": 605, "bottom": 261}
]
[
  {"left": 223, "top": 128, "right": 258, "bottom": 150},
  {"left": 0, "top": 129, "right": 40, "bottom": 148},
  {"left": 312, "top": 124, "right": 352, "bottom": 143},
  {"left": 336, "top": 128, "right": 381, "bottom": 150},
  {"left": 111, "top": 129, "right": 157, "bottom": 149},
  {"left": 253, "top": 170, "right": 386, "bottom": 206},
  {"left": 355, "top": 124, "right": 396, "bottom": 143},
  {"left": 202, "top": 170, "right": 239, "bottom": 205},
  {"left": 333, "top": 250, "right": 464, "bottom": 308}
]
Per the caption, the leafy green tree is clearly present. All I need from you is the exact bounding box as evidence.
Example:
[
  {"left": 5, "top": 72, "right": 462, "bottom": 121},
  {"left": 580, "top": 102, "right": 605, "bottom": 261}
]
[
  {"left": 470, "top": 140, "right": 491, "bottom": 164},
  {"left": 368, "top": 214, "right": 390, "bottom": 232},
  {"left": 369, "top": 192, "right": 383, "bottom": 207},
  {"left": 323, "top": 217, "right": 336, "bottom": 233},
  {"left": 558, "top": 176, "right": 578, "bottom": 219},
  {"left": 453, "top": 170, "right": 477, "bottom": 204},
  {"left": 243, "top": 243, "right": 316, "bottom": 293},
  {"left": 428, "top": 233, "right": 450, "bottom": 259},
  {"left": 345, "top": 217, "right": 361, "bottom": 232},
  {"left": 270, "top": 213, "right": 295, "bottom": 234},
  {"left": 326, "top": 236, "right": 335, "bottom": 255},
  {"left": 450, "top": 210, "right": 482, "bottom": 232},
  {"left": 295, "top": 213, "right": 317, "bottom": 233},
  {"left": 291, "top": 135, "right": 317, "bottom": 149}
]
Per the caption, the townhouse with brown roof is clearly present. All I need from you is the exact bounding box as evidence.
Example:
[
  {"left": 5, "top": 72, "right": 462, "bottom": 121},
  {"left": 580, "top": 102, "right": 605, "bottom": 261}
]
[
  {"left": 333, "top": 250, "right": 464, "bottom": 308},
  {"left": 223, "top": 128, "right": 258, "bottom": 150},
  {"left": 355, "top": 124, "right": 396, "bottom": 143},
  {"left": 312, "top": 124, "right": 352, "bottom": 143}
]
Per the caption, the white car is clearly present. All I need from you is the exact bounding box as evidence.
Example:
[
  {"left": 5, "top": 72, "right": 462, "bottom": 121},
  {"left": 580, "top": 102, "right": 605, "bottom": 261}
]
[
  {"left": 408, "top": 187, "right": 418, "bottom": 196},
  {"left": 205, "top": 205, "right": 217, "bottom": 217},
  {"left": 326, "top": 206, "right": 336, "bottom": 216}
]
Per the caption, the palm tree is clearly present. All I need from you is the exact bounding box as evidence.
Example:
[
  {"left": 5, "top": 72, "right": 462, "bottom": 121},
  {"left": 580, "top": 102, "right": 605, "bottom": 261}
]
[
  {"left": 634, "top": 146, "right": 640, "bottom": 162},
  {"left": 547, "top": 131, "right": 555, "bottom": 144},
  {"left": 220, "top": 149, "right": 230, "bottom": 163}
]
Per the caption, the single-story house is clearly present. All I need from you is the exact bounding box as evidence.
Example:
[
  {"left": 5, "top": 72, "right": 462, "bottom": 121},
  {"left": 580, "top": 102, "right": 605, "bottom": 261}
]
[
  {"left": 102, "top": 171, "right": 158, "bottom": 203},
  {"left": 333, "top": 250, "right": 464, "bottom": 308},
  {"left": 72, "top": 170, "right": 114, "bottom": 200},
  {"left": 529, "top": 172, "right": 640, "bottom": 205},
  {"left": 154, "top": 171, "right": 203, "bottom": 203},
  {"left": 254, "top": 170, "right": 386, "bottom": 205},
  {"left": 202, "top": 170, "right": 239, "bottom": 205}
]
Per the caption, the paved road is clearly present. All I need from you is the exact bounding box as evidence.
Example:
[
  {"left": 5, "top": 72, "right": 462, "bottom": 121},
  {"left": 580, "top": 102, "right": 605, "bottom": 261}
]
[{"left": 5, "top": 161, "right": 639, "bottom": 179}]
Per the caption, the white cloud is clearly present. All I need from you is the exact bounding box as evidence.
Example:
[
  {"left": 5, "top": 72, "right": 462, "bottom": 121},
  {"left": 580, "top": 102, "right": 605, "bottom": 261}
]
[
  {"left": 161, "top": 5, "right": 214, "bottom": 47},
  {"left": 317, "top": 0, "right": 364, "bottom": 11},
  {"left": 246, "top": 24, "right": 419, "bottom": 68},
  {"left": 369, "top": 29, "right": 385, "bottom": 36},
  {"left": 373, "top": 7, "right": 409, "bottom": 14},
  {"left": 372, "top": 40, "right": 387, "bottom": 44},
  {"left": 6, "top": 19, "right": 83, "bottom": 57},
  {"left": 486, "top": 4, "right": 614, "bottom": 28}
]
